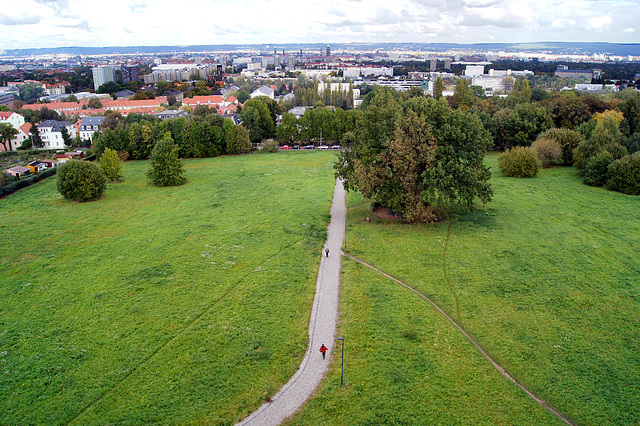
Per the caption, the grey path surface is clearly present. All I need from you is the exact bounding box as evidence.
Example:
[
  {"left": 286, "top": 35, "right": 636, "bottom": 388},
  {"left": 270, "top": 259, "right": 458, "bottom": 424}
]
[{"left": 236, "top": 179, "right": 346, "bottom": 426}]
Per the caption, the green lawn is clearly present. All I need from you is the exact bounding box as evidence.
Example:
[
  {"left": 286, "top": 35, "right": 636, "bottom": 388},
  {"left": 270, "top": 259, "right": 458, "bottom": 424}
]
[
  {"left": 0, "top": 151, "right": 338, "bottom": 425},
  {"left": 289, "top": 154, "right": 640, "bottom": 425}
]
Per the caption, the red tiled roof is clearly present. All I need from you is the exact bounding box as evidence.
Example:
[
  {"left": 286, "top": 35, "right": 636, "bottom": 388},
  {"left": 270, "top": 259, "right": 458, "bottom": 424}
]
[{"left": 182, "top": 95, "right": 225, "bottom": 106}]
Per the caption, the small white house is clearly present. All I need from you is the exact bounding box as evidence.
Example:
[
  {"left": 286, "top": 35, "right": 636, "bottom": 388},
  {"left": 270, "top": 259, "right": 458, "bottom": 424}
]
[{"left": 37, "top": 120, "right": 77, "bottom": 150}]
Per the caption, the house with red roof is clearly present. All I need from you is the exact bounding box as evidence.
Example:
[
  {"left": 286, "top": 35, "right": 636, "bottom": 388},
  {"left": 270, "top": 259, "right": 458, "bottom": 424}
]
[{"left": 0, "top": 112, "right": 28, "bottom": 151}]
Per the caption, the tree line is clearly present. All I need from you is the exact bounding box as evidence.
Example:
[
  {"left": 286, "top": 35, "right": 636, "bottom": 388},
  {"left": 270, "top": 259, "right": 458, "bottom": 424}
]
[{"left": 92, "top": 112, "right": 251, "bottom": 162}]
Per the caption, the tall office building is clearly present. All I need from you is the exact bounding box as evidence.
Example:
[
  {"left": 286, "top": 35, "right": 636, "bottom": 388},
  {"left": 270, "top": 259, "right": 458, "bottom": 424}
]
[{"left": 92, "top": 65, "right": 116, "bottom": 91}]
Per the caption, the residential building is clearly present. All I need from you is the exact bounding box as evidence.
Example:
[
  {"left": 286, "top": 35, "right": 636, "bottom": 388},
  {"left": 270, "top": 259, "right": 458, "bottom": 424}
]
[
  {"left": 42, "top": 82, "right": 69, "bottom": 96},
  {"left": 464, "top": 65, "right": 485, "bottom": 77},
  {"left": 250, "top": 86, "right": 275, "bottom": 100},
  {"left": 0, "top": 111, "right": 25, "bottom": 129},
  {"left": 79, "top": 116, "right": 105, "bottom": 142},
  {"left": 0, "top": 90, "right": 15, "bottom": 106},
  {"left": 154, "top": 110, "right": 190, "bottom": 120},
  {"left": 143, "top": 64, "right": 220, "bottom": 84},
  {"left": 121, "top": 66, "right": 140, "bottom": 84},
  {"left": 37, "top": 120, "right": 77, "bottom": 150},
  {"left": 554, "top": 65, "right": 602, "bottom": 80},
  {"left": 114, "top": 89, "right": 136, "bottom": 99},
  {"left": 0, "top": 112, "right": 27, "bottom": 151},
  {"left": 573, "top": 83, "right": 618, "bottom": 92},
  {"left": 343, "top": 67, "right": 393, "bottom": 78},
  {"left": 92, "top": 65, "right": 117, "bottom": 91}
]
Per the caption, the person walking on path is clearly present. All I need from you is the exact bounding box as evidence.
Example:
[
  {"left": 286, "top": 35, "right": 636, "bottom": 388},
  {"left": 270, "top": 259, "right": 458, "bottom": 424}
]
[
  {"left": 325, "top": 248, "right": 330, "bottom": 258},
  {"left": 319, "top": 344, "right": 328, "bottom": 360}
]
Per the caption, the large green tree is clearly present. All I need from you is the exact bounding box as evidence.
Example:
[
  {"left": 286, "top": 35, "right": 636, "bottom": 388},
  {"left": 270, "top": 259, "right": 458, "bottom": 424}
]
[
  {"left": 433, "top": 77, "right": 444, "bottom": 100},
  {"left": 336, "top": 95, "right": 493, "bottom": 223},
  {"left": 146, "top": 133, "right": 186, "bottom": 187},
  {"left": 0, "top": 123, "right": 18, "bottom": 151},
  {"left": 240, "top": 98, "right": 275, "bottom": 143},
  {"left": 99, "top": 147, "right": 124, "bottom": 181}
]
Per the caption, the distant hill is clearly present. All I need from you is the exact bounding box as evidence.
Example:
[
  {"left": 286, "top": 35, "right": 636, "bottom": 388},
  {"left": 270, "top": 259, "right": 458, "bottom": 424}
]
[{"left": 2, "top": 42, "right": 640, "bottom": 57}]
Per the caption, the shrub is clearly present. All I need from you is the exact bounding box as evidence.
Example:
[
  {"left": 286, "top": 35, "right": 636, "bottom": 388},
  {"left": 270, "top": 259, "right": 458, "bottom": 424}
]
[
  {"left": 536, "top": 128, "right": 584, "bottom": 165},
  {"left": 606, "top": 152, "right": 640, "bottom": 195},
  {"left": 623, "top": 132, "right": 640, "bottom": 155},
  {"left": 531, "top": 137, "right": 562, "bottom": 168},
  {"left": 573, "top": 131, "right": 628, "bottom": 171},
  {"left": 581, "top": 150, "right": 614, "bottom": 187},
  {"left": 498, "top": 146, "right": 541, "bottom": 178},
  {"left": 57, "top": 160, "right": 107, "bottom": 202},
  {"left": 146, "top": 133, "right": 186, "bottom": 187},
  {"left": 99, "top": 147, "right": 123, "bottom": 182},
  {"left": 262, "top": 140, "right": 278, "bottom": 153}
]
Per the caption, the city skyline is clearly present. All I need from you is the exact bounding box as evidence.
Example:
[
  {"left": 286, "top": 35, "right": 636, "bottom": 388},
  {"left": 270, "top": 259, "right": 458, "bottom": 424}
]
[{"left": 1, "top": 0, "right": 639, "bottom": 51}]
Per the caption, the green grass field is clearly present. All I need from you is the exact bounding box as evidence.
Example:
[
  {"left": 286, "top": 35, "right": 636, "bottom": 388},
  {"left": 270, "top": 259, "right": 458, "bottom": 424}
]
[
  {"left": 3, "top": 151, "right": 639, "bottom": 425},
  {"left": 288, "top": 154, "right": 640, "bottom": 425},
  {"left": 0, "top": 151, "right": 338, "bottom": 425}
]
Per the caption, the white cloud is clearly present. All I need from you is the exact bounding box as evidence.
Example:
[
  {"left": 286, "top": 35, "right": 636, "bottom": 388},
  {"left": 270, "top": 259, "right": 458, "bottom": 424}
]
[{"left": 0, "top": 0, "right": 638, "bottom": 49}]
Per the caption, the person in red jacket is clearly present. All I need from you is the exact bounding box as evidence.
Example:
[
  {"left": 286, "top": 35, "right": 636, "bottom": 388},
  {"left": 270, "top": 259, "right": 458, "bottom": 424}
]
[{"left": 319, "top": 344, "right": 328, "bottom": 360}]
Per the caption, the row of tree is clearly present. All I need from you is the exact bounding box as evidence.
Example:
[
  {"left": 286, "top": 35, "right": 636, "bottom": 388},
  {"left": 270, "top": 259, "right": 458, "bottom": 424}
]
[{"left": 92, "top": 113, "right": 251, "bottom": 162}]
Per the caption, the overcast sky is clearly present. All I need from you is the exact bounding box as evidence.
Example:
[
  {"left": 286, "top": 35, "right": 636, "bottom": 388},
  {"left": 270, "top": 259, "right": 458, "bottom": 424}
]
[{"left": 1, "top": 0, "right": 639, "bottom": 51}]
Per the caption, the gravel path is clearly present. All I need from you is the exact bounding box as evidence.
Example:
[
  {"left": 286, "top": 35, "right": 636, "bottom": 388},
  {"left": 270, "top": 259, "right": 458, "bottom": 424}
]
[{"left": 236, "top": 179, "right": 346, "bottom": 426}]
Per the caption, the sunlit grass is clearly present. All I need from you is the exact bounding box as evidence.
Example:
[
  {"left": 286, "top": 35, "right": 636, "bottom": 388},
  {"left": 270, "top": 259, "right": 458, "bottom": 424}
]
[
  {"left": 0, "top": 151, "right": 338, "bottom": 425},
  {"left": 289, "top": 153, "right": 640, "bottom": 425}
]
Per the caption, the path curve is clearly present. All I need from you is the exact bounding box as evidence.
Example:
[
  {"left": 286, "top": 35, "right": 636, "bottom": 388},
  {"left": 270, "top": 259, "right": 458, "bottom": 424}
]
[
  {"left": 236, "top": 179, "right": 346, "bottom": 426},
  {"left": 343, "top": 253, "right": 574, "bottom": 426}
]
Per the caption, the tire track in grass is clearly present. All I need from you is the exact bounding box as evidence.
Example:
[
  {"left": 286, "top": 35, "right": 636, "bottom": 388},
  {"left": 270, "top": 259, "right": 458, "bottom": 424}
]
[
  {"left": 67, "top": 238, "right": 306, "bottom": 425},
  {"left": 343, "top": 253, "right": 574, "bottom": 426}
]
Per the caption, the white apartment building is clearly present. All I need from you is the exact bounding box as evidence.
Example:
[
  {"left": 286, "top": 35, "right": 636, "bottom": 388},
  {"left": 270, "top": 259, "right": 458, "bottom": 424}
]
[
  {"left": 37, "top": 120, "right": 77, "bottom": 150},
  {"left": 92, "top": 65, "right": 117, "bottom": 91}
]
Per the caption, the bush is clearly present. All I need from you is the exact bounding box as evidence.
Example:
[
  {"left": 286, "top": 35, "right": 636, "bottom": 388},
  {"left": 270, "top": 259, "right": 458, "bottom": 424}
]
[
  {"left": 146, "top": 133, "right": 186, "bottom": 187},
  {"left": 606, "top": 152, "right": 640, "bottom": 195},
  {"left": 531, "top": 137, "right": 562, "bottom": 168},
  {"left": 57, "top": 160, "right": 107, "bottom": 202},
  {"left": 623, "top": 132, "right": 640, "bottom": 155},
  {"left": 261, "top": 140, "right": 278, "bottom": 153},
  {"left": 99, "top": 147, "right": 123, "bottom": 182},
  {"left": 536, "top": 128, "right": 584, "bottom": 165},
  {"left": 581, "top": 150, "right": 614, "bottom": 187},
  {"left": 573, "top": 132, "right": 628, "bottom": 171},
  {"left": 498, "top": 146, "right": 541, "bottom": 178}
]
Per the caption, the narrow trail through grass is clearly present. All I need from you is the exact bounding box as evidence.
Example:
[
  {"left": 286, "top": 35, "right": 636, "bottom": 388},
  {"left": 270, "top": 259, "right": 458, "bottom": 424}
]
[{"left": 344, "top": 253, "right": 574, "bottom": 426}]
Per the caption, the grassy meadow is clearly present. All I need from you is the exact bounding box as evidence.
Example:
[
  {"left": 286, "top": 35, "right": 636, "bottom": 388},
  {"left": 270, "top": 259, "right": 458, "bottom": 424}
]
[
  {"left": 0, "top": 151, "right": 338, "bottom": 425},
  {"left": 289, "top": 154, "right": 640, "bottom": 425}
]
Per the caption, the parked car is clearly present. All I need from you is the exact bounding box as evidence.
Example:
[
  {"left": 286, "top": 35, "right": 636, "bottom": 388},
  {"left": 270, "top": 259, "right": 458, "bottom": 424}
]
[
  {"left": 331, "top": 145, "right": 342, "bottom": 150},
  {"left": 318, "top": 145, "right": 329, "bottom": 150},
  {"left": 280, "top": 145, "right": 290, "bottom": 149},
  {"left": 304, "top": 145, "right": 315, "bottom": 149},
  {"left": 292, "top": 145, "right": 301, "bottom": 149}
]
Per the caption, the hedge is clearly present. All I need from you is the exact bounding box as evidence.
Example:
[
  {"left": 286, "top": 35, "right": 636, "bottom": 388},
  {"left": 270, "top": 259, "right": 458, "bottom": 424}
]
[{"left": 0, "top": 167, "right": 57, "bottom": 198}]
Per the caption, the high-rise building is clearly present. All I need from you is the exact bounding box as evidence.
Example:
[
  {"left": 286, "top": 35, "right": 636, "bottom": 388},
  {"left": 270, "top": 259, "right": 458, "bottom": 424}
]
[
  {"left": 92, "top": 65, "right": 116, "bottom": 91},
  {"left": 444, "top": 58, "right": 452, "bottom": 70},
  {"left": 430, "top": 58, "right": 437, "bottom": 71},
  {"left": 121, "top": 66, "right": 140, "bottom": 84}
]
